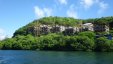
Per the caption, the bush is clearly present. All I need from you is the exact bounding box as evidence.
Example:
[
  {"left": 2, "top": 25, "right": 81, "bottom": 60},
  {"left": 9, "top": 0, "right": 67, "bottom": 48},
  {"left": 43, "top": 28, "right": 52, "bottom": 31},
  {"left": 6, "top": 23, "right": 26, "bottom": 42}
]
[
  {"left": 2, "top": 38, "right": 14, "bottom": 49},
  {"left": 78, "top": 31, "right": 95, "bottom": 39},
  {"left": 0, "top": 41, "right": 3, "bottom": 49},
  {"left": 76, "top": 36, "right": 95, "bottom": 51},
  {"left": 95, "top": 37, "right": 110, "bottom": 51}
]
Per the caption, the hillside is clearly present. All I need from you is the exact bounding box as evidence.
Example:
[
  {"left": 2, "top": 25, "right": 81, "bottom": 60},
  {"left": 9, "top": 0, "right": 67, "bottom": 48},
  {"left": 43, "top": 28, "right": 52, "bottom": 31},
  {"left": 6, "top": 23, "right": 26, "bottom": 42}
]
[
  {"left": 13, "top": 17, "right": 82, "bottom": 37},
  {"left": 0, "top": 16, "right": 113, "bottom": 51},
  {"left": 13, "top": 16, "right": 113, "bottom": 37}
]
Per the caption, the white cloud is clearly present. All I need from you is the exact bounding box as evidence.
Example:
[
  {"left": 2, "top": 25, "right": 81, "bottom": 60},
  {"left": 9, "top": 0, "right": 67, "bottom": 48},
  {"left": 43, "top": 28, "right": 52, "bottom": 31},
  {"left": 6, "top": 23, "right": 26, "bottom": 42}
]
[
  {"left": 57, "top": 0, "right": 67, "bottom": 5},
  {"left": 80, "top": 0, "right": 94, "bottom": 9},
  {"left": 34, "top": 6, "right": 45, "bottom": 18},
  {"left": 80, "top": 0, "right": 108, "bottom": 14},
  {"left": 34, "top": 6, "right": 53, "bottom": 18},
  {"left": 98, "top": 1, "right": 108, "bottom": 14},
  {"left": 43, "top": 8, "right": 52, "bottom": 17},
  {"left": 0, "top": 28, "right": 6, "bottom": 40},
  {"left": 67, "top": 5, "right": 78, "bottom": 18}
]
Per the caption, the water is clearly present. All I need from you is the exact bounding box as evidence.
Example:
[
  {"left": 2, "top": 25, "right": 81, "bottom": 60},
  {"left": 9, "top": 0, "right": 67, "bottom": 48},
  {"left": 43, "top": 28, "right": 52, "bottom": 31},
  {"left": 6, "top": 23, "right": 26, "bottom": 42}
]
[{"left": 0, "top": 50, "right": 113, "bottom": 64}]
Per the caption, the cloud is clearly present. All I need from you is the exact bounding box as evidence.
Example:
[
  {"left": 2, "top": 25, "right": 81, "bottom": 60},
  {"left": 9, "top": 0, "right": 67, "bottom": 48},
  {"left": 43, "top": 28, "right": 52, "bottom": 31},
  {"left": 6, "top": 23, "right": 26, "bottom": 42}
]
[
  {"left": 57, "top": 0, "right": 67, "bottom": 5},
  {"left": 43, "top": 8, "right": 52, "bottom": 17},
  {"left": 34, "top": 6, "right": 45, "bottom": 18},
  {"left": 80, "top": 0, "right": 94, "bottom": 9},
  {"left": 98, "top": 1, "right": 108, "bottom": 14},
  {"left": 0, "top": 28, "right": 6, "bottom": 40},
  {"left": 80, "top": 0, "right": 108, "bottom": 14},
  {"left": 34, "top": 6, "right": 52, "bottom": 18},
  {"left": 67, "top": 5, "right": 78, "bottom": 18}
]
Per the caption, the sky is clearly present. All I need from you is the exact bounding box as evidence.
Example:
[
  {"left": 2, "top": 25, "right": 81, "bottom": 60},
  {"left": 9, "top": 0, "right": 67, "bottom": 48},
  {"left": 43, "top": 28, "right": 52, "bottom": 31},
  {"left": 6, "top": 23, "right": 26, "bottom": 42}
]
[{"left": 0, "top": 0, "right": 113, "bottom": 40}]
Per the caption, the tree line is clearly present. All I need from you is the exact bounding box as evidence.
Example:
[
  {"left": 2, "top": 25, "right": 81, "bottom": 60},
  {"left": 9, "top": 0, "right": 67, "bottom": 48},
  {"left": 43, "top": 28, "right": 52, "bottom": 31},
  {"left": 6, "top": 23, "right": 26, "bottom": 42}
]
[{"left": 0, "top": 31, "right": 113, "bottom": 52}]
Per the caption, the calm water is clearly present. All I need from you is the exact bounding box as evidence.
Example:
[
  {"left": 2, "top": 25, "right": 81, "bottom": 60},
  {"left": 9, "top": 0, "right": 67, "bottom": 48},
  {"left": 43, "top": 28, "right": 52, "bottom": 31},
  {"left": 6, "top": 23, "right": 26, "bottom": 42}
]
[{"left": 0, "top": 50, "right": 113, "bottom": 64}]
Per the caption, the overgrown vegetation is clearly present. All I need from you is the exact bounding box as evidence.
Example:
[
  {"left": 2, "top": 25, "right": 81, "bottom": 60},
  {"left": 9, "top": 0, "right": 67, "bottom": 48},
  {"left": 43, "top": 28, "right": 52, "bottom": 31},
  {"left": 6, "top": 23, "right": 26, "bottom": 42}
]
[
  {"left": 13, "top": 16, "right": 82, "bottom": 37},
  {"left": 0, "top": 16, "right": 113, "bottom": 51},
  {"left": 0, "top": 31, "right": 113, "bottom": 51}
]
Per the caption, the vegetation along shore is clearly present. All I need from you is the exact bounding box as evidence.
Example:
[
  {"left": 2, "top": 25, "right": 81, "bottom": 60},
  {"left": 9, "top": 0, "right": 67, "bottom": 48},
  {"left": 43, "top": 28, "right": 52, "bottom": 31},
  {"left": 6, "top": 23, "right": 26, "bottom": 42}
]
[{"left": 0, "top": 16, "right": 113, "bottom": 52}]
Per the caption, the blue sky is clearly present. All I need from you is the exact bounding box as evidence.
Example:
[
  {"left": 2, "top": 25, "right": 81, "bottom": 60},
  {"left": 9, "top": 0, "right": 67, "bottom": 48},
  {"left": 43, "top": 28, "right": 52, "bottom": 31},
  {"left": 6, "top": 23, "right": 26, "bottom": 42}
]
[{"left": 0, "top": 0, "right": 113, "bottom": 40}]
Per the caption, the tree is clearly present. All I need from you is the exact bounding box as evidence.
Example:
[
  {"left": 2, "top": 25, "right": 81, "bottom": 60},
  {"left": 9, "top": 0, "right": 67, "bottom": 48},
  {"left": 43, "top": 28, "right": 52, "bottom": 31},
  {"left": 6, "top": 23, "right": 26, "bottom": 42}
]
[
  {"left": 109, "top": 40, "right": 113, "bottom": 51},
  {"left": 12, "top": 35, "right": 38, "bottom": 50},
  {"left": 76, "top": 36, "right": 95, "bottom": 51},
  {"left": 0, "top": 41, "right": 3, "bottom": 49},
  {"left": 78, "top": 31, "right": 95, "bottom": 39},
  {"left": 95, "top": 37, "right": 110, "bottom": 51},
  {"left": 16, "top": 35, "right": 38, "bottom": 50},
  {"left": 12, "top": 42, "right": 23, "bottom": 50},
  {"left": 38, "top": 34, "right": 59, "bottom": 50},
  {"left": 2, "top": 38, "right": 14, "bottom": 49}
]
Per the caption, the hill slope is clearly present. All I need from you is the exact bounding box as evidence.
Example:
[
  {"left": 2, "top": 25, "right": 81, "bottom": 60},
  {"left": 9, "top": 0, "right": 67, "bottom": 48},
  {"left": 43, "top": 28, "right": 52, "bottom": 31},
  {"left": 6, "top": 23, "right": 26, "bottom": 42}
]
[
  {"left": 13, "top": 16, "right": 113, "bottom": 37},
  {"left": 0, "top": 16, "right": 113, "bottom": 51}
]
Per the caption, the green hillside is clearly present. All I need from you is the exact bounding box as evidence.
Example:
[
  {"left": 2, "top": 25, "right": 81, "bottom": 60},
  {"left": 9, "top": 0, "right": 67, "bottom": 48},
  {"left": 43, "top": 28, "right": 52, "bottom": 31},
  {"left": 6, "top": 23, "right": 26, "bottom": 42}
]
[
  {"left": 13, "top": 16, "right": 82, "bottom": 37},
  {"left": 0, "top": 16, "right": 113, "bottom": 51},
  {"left": 13, "top": 16, "right": 113, "bottom": 37}
]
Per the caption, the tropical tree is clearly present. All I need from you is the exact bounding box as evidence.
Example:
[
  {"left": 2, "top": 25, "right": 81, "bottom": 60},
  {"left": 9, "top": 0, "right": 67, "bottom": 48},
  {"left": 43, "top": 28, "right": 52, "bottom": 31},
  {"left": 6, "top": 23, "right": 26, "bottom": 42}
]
[{"left": 95, "top": 37, "right": 110, "bottom": 51}]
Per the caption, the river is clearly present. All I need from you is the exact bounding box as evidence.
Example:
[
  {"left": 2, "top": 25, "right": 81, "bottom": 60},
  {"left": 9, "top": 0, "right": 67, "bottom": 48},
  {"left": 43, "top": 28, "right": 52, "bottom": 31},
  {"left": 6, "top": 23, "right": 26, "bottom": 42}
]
[{"left": 0, "top": 50, "right": 113, "bottom": 64}]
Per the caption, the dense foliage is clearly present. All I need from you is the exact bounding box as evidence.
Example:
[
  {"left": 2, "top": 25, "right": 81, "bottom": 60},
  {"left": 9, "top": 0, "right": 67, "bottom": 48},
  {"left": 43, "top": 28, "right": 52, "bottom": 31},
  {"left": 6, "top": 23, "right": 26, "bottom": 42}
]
[
  {"left": 13, "top": 16, "right": 113, "bottom": 37},
  {"left": 83, "top": 16, "right": 113, "bottom": 29},
  {"left": 13, "top": 16, "right": 81, "bottom": 37},
  {"left": 1, "top": 16, "right": 113, "bottom": 51},
  {"left": 0, "top": 31, "right": 113, "bottom": 51},
  {"left": 0, "top": 35, "right": 38, "bottom": 50}
]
